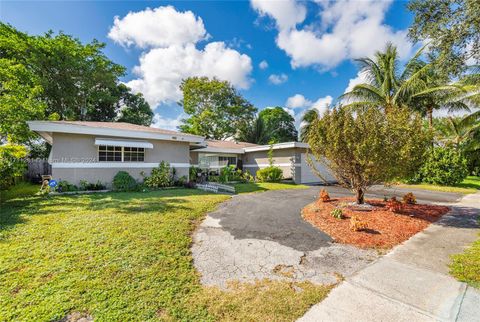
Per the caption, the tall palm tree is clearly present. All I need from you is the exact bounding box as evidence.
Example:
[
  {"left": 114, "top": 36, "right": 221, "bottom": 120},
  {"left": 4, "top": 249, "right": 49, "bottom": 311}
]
[
  {"left": 299, "top": 108, "right": 319, "bottom": 142},
  {"left": 341, "top": 43, "right": 472, "bottom": 127}
]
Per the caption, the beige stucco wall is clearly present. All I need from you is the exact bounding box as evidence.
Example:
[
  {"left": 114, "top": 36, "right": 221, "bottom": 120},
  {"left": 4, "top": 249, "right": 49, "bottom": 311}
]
[
  {"left": 242, "top": 148, "right": 302, "bottom": 180},
  {"left": 50, "top": 133, "right": 190, "bottom": 186}
]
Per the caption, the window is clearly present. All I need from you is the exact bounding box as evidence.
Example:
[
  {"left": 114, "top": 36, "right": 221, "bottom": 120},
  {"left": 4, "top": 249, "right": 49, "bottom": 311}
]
[
  {"left": 98, "top": 145, "right": 122, "bottom": 162},
  {"left": 219, "top": 156, "right": 237, "bottom": 166},
  {"left": 98, "top": 146, "right": 145, "bottom": 162},
  {"left": 124, "top": 147, "right": 145, "bottom": 162}
]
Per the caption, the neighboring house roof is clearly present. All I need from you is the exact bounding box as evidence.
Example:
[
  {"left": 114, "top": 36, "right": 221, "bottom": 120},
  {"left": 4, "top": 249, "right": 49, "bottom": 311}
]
[
  {"left": 27, "top": 121, "right": 205, "bottom": 144},
  {"left": 206, "top": 140, "right": 259, "bottom": 149}
]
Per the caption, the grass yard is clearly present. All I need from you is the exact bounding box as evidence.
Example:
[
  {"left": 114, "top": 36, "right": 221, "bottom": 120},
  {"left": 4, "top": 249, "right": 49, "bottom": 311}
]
[
  {"left": 0, "top": 182, "right": 39, "bottom": 203},
  {"left": 233, "top": 182, "right": 309, "bottom": 194},
  {"left": 0, "top": 187, "right": 329, "bottom": 321},
  {"left": 399, "top": 176, "right": 480, "bottom": 194}
]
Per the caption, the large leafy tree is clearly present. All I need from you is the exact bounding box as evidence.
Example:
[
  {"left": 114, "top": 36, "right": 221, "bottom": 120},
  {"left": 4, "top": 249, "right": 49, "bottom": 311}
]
[
  {"left": 0, "top": 23, "right": 126, "bottom": 121},
  {"left": 407, "top": 0, "right": 480, "bottom": 76},
  {"left": 0, "top": 23, "right": 153, "bottom": 144},
  {"left": 258, "top": 107, "right": 297, "bottom": 143},
  {"left": 0, "top": 59, "right": 45, "bottom": 143},
  {"left": 308, "top": 106, "right": 430, "bottom": 204},
  {"left": 179, "top": 77, "right": 257, "bottom": 140},
  {"left": 115, "top": 84, "right": 153, "bottom": 126}
]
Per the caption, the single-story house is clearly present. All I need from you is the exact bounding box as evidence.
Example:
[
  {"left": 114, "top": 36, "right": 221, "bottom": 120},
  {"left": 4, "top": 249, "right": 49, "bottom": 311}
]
[{"left": 28, "top": 121, "right": 334, "bottom": 186}]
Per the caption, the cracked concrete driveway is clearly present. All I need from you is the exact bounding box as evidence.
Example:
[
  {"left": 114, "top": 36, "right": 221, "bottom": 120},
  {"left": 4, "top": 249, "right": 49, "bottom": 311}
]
[{"left": 192, "top": 186, "right": 463, "bottom": 287}]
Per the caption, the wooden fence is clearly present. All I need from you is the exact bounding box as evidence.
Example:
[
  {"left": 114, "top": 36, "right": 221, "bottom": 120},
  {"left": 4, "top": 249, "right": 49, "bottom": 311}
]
[{"left": 26, "top": 160, "right": 51, "bottom": 183}]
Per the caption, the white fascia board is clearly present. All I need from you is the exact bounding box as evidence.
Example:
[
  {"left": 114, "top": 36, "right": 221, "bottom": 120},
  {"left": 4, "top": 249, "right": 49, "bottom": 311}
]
[
  {"left": 94, "top": 138, "right": 154, "bottom": 149},
  {"left": 192, "top": 147, "right": 245, "bottom": 154},
  {"left": 27, "top": 121, "right": 205, "bottom": 144},
  {"left": 243, "top": 142, "right": 309, "bottom": 152},
  {"left": 51, "top": 162, "right": 190, "bottom": 168}
]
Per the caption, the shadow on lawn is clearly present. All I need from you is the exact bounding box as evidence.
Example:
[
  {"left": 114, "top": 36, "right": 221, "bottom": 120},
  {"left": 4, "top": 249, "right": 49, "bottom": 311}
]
[{"left": 0, "top": 189, "right": 213, "bottom": 235}]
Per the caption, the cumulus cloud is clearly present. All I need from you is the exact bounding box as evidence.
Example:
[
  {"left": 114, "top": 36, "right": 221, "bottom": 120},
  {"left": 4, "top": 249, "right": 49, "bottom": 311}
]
[
  {"left": 286, "top": 94, "right": 310, "bottom": 109},
  {"left": 108, "top": 6, "right": 208, "bottom": 48},
  {"left": 152, "top": 113, "right": 184, "bottom": 131},
  {"left": 251, "top": 0, "right": 412, "bottom": 70},
  {"left": 268, "top": 73, "right": 288, "bottom": 84},
  {"left": 285, "top": 94, "right": 333, "bottom": 129},
  {"left": 109, "top": 6, "right": 253, "bottom": 108},
  {"left": 344, "top": 71, "right": 369, "bottom": 93},
  {"left": 251, "top": 0, "right": 306, "bottom": 30},
  {"left": 259, "top": 60, "right": 269, "bottom": 69}
]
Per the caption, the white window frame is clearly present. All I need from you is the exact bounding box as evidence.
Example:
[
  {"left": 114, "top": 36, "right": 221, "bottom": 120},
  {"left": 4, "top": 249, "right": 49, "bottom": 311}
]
[{"left": 97, "top": 145, "right": 146, "bottom": 162}]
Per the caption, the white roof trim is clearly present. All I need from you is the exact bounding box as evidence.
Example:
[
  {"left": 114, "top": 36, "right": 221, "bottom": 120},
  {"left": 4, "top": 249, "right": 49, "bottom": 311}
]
[
  {"left": 94, "top": 138, "right": 153, "bottom": 149},
  {"left": 193, "top": 147, "right": 245, "bottom": 154},
  {"left": 243, "top": 142, "right": 309, "bottom": 152},
  {"left": 27, "top": 121, "right": 205, "bottom": 144}
]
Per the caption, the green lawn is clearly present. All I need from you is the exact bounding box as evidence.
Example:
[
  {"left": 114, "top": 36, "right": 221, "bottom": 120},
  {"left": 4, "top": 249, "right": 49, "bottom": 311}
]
[
  {"left": 399, "top": 176, "right": 480, "bottom": 194},
  {"left": 0, "top": 182, "right": 39, "bottom": 203},
  {"left": 450, "top": 232, "right": 480, "bottom": 288},
  {"left": 0, "top": 187, "right": 330, "bottom": 321},
  {"left": 233, "top": 182, "right": 309, "bottom": 194}
]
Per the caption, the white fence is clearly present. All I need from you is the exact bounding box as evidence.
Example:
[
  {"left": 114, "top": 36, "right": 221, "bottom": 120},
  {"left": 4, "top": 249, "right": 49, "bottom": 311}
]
[{"left": 196, "top": 182, "right": 236, "bottom": 194}]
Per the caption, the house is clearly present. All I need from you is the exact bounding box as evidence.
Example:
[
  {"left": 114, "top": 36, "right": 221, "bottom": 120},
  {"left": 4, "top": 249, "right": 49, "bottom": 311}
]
[{"left": 27, "top": 121, "right": 334, "bottom": 186}]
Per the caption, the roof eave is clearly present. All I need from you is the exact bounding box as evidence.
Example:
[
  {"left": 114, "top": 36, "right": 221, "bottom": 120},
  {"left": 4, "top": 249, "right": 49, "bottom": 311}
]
[{"left": 27, "top": 121, "right": 205, "bottom": 144}]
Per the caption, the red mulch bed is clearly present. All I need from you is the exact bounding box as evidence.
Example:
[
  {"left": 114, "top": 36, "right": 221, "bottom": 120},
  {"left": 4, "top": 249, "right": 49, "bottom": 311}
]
[{"left": 302, "top": 198, "right": 450, "bottom": 249}]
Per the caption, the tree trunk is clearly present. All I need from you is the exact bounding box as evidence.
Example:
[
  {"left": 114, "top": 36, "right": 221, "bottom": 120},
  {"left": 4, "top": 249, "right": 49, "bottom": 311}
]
[
  {"left": 355, "top": 188, "right": 365, "bottom": 204},
  {"left": 427, "top": 107, "right": 433, "bottom": 129}
]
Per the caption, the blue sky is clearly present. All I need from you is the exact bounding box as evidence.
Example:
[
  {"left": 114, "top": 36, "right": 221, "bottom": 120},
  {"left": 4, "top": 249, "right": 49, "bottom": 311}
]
[{"left": 1, "top": 0, "right": 415, "bottom": 130}]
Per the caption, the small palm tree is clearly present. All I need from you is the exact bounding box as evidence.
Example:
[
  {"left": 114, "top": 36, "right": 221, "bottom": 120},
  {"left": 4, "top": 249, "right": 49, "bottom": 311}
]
[
  {"left": 299, "top": 108, "right": 319, "bottom": 142},
  {"left": 236, "top": 116, "right": 270, "bottom": 144},
  {"left": 434, "top": 111, "right": 480, "bottom": 151}
]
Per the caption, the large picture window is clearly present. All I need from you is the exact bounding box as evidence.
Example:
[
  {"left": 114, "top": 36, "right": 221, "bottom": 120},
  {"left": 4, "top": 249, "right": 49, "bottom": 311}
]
[{"left": 98, "top": 145, "right": 145, "bottom": 162}]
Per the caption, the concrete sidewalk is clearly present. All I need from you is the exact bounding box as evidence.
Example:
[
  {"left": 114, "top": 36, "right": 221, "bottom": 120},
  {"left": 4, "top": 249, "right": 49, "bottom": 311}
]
[{"left": 299, "top": 192, "right": 480, "bottom": 322}]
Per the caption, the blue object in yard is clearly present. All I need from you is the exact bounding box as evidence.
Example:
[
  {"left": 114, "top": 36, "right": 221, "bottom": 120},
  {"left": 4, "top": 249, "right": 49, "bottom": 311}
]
[{"left": 48, "top": 179, "right": 57, "bottom": 188}]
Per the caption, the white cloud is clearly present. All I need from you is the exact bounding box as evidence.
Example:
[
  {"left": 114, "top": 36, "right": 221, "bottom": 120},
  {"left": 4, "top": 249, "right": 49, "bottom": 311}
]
[
  {"left": 285, "top": 94, "right": 333, "bottom": 129},
  {"left": 286, "top": 94, "right": 310, "bottom": 109},
  {"left": 152, "top": 113, "right": 184, "bottom": 131},
  {"left": 251, "top": 0, "right": 413, "bottom": 70},
  {"left": 259, "top": 60, "right": 269, "bottom": 69},
  {"left": 311, "top": 95, "right": 333, "bottom": 115},
  {"left": 110, "top": 6, "right": 253, "bottom": 108},
  {"left": 344, "top": 71, "right": 369, "bottom": 93},
  {"left": 108, "top": 6, "right": 208, "bottom": 48},
  {"left": 285, "top": 93, "right": 332, "bottom": 114},
  {"left": 250, "top": 0, "right": 306, "bottom": 30},
  {"left": 268, "top": 73, "right": 288, "bottom": 84}
]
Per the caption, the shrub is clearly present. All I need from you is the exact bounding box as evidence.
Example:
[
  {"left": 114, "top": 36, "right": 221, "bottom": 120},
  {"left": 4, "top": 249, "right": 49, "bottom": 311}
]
[
  {"left": 113, "top": 171, "right": 138, "bottom": 191},
  {"left": 144, "top": 161, "right": 173, "bottom": 188},
  {"left": 420, "top": 147, "right": 468, "bottom": 185},
  {"left": 319, "top": 189, "right": 331, "bottom": 202},
  {"left": 256, "top": 166, "right": 283, "bottom": 182},
  {"left": 175, "top": 175, "right": 188, "bottom": 187},
  {"left": 242, "top": 171, "right": 254, "bottom": 183},
  {"left": 350, "top": 216, "right": 368, "bottom": 232},
  {"left": 189, "top": 166, "right": 200, "bottom": 182},
  {"left": 330, "top": 208, "right": 344, "bottom": 219},
  {"left": 0, "top": 144, "right": 27, "bottom": 190},
  {"left": 57, "top": 180, "right": 78, "bottom": 192},
  {"left": 386, "top": 197, "right": 402, "bottom": 212},
  {"left": 402, "top": 192, "right": 416, "bottom": 204}
]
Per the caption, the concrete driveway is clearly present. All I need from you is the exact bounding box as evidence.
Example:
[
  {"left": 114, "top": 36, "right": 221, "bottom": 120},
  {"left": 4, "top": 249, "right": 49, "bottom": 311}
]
[{"left": 192, "top": 186, "right": 463, "bottom": 287}]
